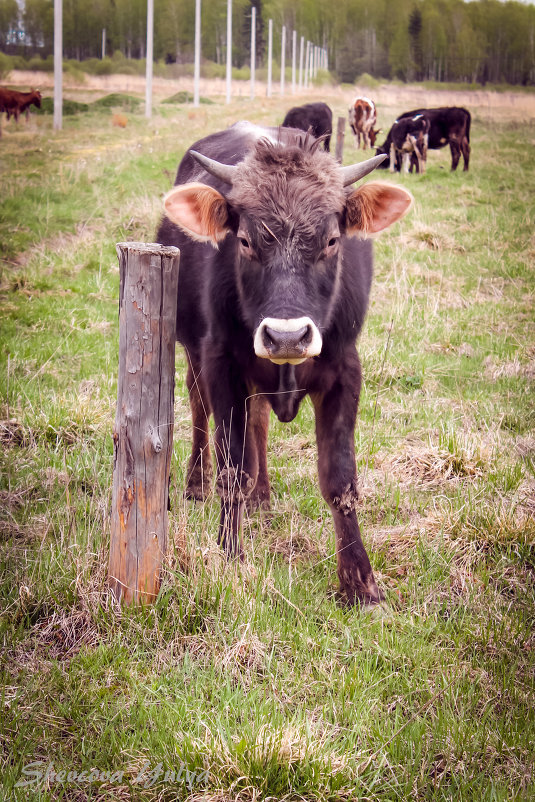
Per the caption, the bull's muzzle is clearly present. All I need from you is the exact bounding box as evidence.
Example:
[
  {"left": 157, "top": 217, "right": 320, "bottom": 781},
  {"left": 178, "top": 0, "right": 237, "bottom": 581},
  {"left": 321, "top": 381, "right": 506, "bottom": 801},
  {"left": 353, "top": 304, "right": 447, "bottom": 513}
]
[{"left": 254, "top": 317, "right": 322, "bottom": 365}]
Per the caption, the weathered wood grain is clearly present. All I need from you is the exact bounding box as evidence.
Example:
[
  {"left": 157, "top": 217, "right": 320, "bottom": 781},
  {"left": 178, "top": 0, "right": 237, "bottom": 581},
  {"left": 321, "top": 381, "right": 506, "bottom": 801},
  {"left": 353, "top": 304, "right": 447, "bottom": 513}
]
[{"left": 109, "top": 242, "right": 180, "bottom": 604}]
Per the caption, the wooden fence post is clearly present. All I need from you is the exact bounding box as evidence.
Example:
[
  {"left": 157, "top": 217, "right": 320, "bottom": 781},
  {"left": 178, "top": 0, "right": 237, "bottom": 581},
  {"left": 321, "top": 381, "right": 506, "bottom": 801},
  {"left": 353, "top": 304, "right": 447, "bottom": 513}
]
[
  {"left": 335, "top": 116, "right": 345, "bottom": 163},
  {"left": 108, "top": 242, "right": 180, "bottom": 604}
]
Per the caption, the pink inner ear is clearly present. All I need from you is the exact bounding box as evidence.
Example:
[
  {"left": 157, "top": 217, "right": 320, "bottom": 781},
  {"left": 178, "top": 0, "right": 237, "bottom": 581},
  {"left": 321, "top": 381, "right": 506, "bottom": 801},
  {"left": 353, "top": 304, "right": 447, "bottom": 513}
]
[
  {"left": 163, "top": 182, "right": 228, "bottom": 242},
  {"left": 364, "top": 184, "right": 413, "bottom": 234},
  {"left": 164, "top": 185, "right": 206, "bottom": 237},
  {"left": 354, "top": 186, "right": 412, "bottom": 234}
]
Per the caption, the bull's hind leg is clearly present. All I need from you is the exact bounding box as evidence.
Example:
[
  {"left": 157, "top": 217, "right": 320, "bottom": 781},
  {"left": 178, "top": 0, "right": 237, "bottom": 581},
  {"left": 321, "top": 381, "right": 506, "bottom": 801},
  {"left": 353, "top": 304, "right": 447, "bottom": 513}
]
[
  {"left": 449, "top": 137, "right": 461, "bottom": 171},
  {"left": 313, "top": 361, "right": 382, "bottom": 607},
  {"left": 461, "top": 136, "right": 470, "bottom": 171},
  {"left": 184, "top": 355, "right": 213, "bottom": 500}
]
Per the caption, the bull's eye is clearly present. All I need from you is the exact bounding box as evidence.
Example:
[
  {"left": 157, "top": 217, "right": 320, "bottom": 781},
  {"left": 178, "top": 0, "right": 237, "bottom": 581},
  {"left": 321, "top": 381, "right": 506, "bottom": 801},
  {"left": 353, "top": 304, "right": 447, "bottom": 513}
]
[
  {"left": 328, "top": 238, "right": 338, "bottom": 247},
  {"left": 239, "top": 237, "right": 250, "bottom": 248}
]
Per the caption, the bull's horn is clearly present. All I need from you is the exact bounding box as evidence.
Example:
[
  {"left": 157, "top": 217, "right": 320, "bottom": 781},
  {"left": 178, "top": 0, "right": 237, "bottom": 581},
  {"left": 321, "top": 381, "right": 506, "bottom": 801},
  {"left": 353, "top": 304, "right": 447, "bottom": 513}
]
[
  {"left": 190, "top": 150, "right": 237, "bottom": 184},
  {"left": 340, "top": 154, "right": 388, "bottom": 186}
]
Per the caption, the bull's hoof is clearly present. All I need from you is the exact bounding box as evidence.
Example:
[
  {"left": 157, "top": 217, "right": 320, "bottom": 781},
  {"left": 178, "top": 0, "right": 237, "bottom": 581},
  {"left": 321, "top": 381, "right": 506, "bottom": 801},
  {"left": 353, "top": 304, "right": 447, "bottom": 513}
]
[
  {"left": 184, "top": 480, "right": 211, "bottom": 502},
  {"left": 336, "top": 581, "right": 385, "bottom": 610},
  {"left": 246, "top": 491, "right": 271, "bottom": 513}
]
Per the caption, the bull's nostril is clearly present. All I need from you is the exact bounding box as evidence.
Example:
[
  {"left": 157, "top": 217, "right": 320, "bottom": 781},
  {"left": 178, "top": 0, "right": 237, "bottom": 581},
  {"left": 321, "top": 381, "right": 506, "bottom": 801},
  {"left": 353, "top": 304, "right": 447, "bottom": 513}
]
[
  {"left": 264, "top": 325, "right": 308, "bottom": 353},
  {"left": 263, "top": 327, "right": 276, "bottom": 348}
]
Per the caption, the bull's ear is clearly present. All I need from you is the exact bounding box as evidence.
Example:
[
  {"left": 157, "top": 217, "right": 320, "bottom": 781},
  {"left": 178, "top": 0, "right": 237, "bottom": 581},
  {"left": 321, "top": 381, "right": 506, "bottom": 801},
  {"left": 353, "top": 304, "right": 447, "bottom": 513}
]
[
  {"left": 163, "top": 182, "right": 230, "bottom": 245},
  {"left": 345, "top": 182, "right": 412, "bottom": 237}
]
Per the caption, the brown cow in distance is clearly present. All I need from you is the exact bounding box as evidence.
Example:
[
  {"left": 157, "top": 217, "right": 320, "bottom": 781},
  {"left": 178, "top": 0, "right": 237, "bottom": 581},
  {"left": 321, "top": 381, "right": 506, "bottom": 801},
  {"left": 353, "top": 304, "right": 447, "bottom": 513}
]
[
  {"left": 0, "top": 87, "right": 42, "bottom": 123},
  {"left": 348, "top": 96, "right": 381, "bottom": 150},
  {"left": 156, "top": 121, "right": 412, "bottom": 607}
]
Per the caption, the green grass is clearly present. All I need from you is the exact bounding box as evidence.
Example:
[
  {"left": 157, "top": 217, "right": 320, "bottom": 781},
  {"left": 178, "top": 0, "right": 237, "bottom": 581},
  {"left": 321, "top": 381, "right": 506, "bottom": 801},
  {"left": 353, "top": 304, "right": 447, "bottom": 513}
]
[{"left": 0, "top": 91, "right": 534, "bottom": 801}]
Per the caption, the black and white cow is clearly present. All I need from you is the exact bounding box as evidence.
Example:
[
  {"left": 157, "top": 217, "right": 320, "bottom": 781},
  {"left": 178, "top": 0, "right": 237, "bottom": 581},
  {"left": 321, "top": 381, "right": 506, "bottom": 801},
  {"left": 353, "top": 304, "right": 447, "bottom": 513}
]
[
  {"left": 377, "top": 107, "right": 471, "bottom": 172},
  {"left": 381, "top": 113, "right": 430, "bottom": 173},
  {"left": 156, "top": 121, "right": 412, "bottom": 606}
]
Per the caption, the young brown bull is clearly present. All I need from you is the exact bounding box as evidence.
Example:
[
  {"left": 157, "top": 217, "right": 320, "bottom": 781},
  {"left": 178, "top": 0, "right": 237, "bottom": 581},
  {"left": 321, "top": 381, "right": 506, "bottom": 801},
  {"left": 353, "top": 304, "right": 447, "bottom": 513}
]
[{"left": 157, "top": 122, "right": 412, "bottom": 607}]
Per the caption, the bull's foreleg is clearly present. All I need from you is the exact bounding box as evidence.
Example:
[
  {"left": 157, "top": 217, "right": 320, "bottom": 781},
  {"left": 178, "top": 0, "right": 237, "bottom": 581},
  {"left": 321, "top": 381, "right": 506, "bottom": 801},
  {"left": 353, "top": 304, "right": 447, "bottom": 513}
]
[
  {"left": 389, "top": 143, "right": 397, "bottom": 172},
  {"left": 408, "top": 134, "right": 423, "bottom": 174},
  {"left": 246, "top": 394, "right": 271, "bottom": 512},
  {"left": 208, "top": 363, "right": 259, "bottom": 559},
  {"left": 185, "top": 355, "right": 213, "bottom": 500},
  {"left": 312, "top": 372, "right": 381, "bottom": 607}
]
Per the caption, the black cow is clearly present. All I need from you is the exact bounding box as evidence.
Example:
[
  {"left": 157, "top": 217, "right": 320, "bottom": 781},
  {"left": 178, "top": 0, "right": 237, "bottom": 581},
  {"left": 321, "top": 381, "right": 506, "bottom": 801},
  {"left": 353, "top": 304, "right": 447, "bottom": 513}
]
[
  {"left": 282, "top": 102, "right": 333, "bottom": 151},
  {"left": 376, "top": 107, "right": 471, "bottom": 172},
  {"left": 156, "top": 121, "right": 412, "bottom": 606}
]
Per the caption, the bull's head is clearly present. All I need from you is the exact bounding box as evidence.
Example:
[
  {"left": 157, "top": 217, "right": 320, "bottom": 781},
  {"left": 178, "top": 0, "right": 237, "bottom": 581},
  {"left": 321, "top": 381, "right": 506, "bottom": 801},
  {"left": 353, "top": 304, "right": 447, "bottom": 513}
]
[
  {"left": 369, "top": 127, "right": 382, "bottom": 147},
  {"left": 164, "top": 140, "right": 411, "bottom": 365}
]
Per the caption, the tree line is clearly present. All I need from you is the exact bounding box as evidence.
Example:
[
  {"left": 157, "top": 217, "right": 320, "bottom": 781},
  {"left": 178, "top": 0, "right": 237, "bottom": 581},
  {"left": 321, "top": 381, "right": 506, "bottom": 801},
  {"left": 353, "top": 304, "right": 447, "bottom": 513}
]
[{"left": 1, "top": 0, "right": 534, "bottom": 86}]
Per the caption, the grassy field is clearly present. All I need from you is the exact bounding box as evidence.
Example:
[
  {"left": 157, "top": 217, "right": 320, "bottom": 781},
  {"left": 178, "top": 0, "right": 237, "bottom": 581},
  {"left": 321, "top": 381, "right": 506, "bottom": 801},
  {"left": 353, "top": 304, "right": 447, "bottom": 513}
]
[{"left": 1, "top": 87, "right": 534, "bottom": 801}]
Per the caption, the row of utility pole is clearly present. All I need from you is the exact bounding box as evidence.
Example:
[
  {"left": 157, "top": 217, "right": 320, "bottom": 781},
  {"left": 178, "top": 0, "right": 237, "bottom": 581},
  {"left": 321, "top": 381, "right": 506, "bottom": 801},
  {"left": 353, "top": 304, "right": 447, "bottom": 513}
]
[
  {"left": 52, "top": 0, "right": 328, "bottom": 129},
  {"left": 151, "top": 0, "right": 328, "bottom": 116}
]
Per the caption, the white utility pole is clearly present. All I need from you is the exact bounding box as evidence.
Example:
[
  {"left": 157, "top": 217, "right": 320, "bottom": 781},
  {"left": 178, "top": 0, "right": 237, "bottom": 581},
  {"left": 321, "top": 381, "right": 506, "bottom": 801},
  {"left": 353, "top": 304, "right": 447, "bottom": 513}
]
[
  {"left": 250, "top": 5, "right": 256, "bottom": 99},
  {"left": 291, "top": 29, "right": 296, "bottom": 93},
  {"left": 145, "top": 0, "right": 153, "bottom": 118},
  {"left": 299, "top": 35, "right": 304, "bottom": 89},
  {"left": 267, "top": 18, "right": 273, "bottom": 97},
  {"left": 53, "top": 0, "right": 62, "bottom": 130},
  {"left": 226, "top": 0, "right": 232, "bottom": 103},
  {"left": 280, "top": 25, "right": 286, "bottom": 96},
  {"left": 102, "top": 28, "right": 106, "bottom": 59},
  {"left": 194, "top": 0, "right": 201, "bottom": 107}
]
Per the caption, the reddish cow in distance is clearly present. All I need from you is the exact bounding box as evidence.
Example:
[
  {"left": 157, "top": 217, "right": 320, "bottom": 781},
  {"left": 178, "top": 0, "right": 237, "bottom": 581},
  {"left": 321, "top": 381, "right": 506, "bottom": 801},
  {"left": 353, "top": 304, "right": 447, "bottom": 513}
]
[
  {"left": 348, "top": 96, "right": 381, "bottom": 150},
  {"left": 0, "top": 87, "right": 42, "bottom": 123},
  {"left": 156, "top": 121, "right": 412, "bottom": 607},
  {"left": 282, "top": 102, "right": 333, "bottom": 151}
]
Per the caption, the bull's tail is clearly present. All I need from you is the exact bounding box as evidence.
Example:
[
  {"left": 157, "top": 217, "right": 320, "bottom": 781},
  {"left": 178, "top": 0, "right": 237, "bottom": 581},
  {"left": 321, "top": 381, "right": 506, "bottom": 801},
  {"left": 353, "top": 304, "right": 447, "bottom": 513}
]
[{"left": 463, "top": 108, "right": 471, "bottom": 143}]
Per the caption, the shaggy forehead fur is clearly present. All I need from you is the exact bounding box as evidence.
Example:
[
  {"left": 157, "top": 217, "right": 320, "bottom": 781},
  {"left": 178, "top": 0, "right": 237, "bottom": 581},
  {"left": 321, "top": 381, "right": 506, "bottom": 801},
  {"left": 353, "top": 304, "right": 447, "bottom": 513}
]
[{"left": 228, "top": 137, "right": 345, "bottom": 241}]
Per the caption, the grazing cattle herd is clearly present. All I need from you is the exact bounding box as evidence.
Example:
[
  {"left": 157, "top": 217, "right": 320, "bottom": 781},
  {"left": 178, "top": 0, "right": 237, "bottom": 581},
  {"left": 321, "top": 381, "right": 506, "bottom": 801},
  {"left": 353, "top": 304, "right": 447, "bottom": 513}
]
[{"left": 2, "top": 80, "right": 473, "bottom": 604}]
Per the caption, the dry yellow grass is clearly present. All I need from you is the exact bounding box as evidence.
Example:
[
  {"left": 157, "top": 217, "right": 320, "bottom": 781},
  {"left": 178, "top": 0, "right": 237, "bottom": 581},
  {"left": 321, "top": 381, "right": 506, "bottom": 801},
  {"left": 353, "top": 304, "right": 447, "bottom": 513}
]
[{"left": 7, "top": 69, "right": 535, "bottom": 123}]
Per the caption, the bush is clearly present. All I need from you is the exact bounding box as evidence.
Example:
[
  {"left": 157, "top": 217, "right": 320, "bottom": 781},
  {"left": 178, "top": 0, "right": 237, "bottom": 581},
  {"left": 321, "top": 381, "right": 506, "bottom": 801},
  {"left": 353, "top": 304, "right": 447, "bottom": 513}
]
[
  {"left": 162, "top": 91, "right": 214, "bottom": 105},
  {"left": 0, "top": 52, "right": 13, "bottom": 80},
  {"left": 314, "top": 69, "right": 337, "bottom": 87},
  {"left": 80, "top": 57, "right": 114, "bottom": 76},
  {"left": 64, "top": 62, "right": 87, "bottom": 83},
  {"left": 354, "top": 72, "right": 381, "bottom": 89},
  {"left": 34, "top": 97, "right": 90, "bottom": 115},
  {"left": 27, "top": 55, "right": 54, "bottom": 73},
  {"left": 91, "top": 93, "right": 142, "bottom": 111}
]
